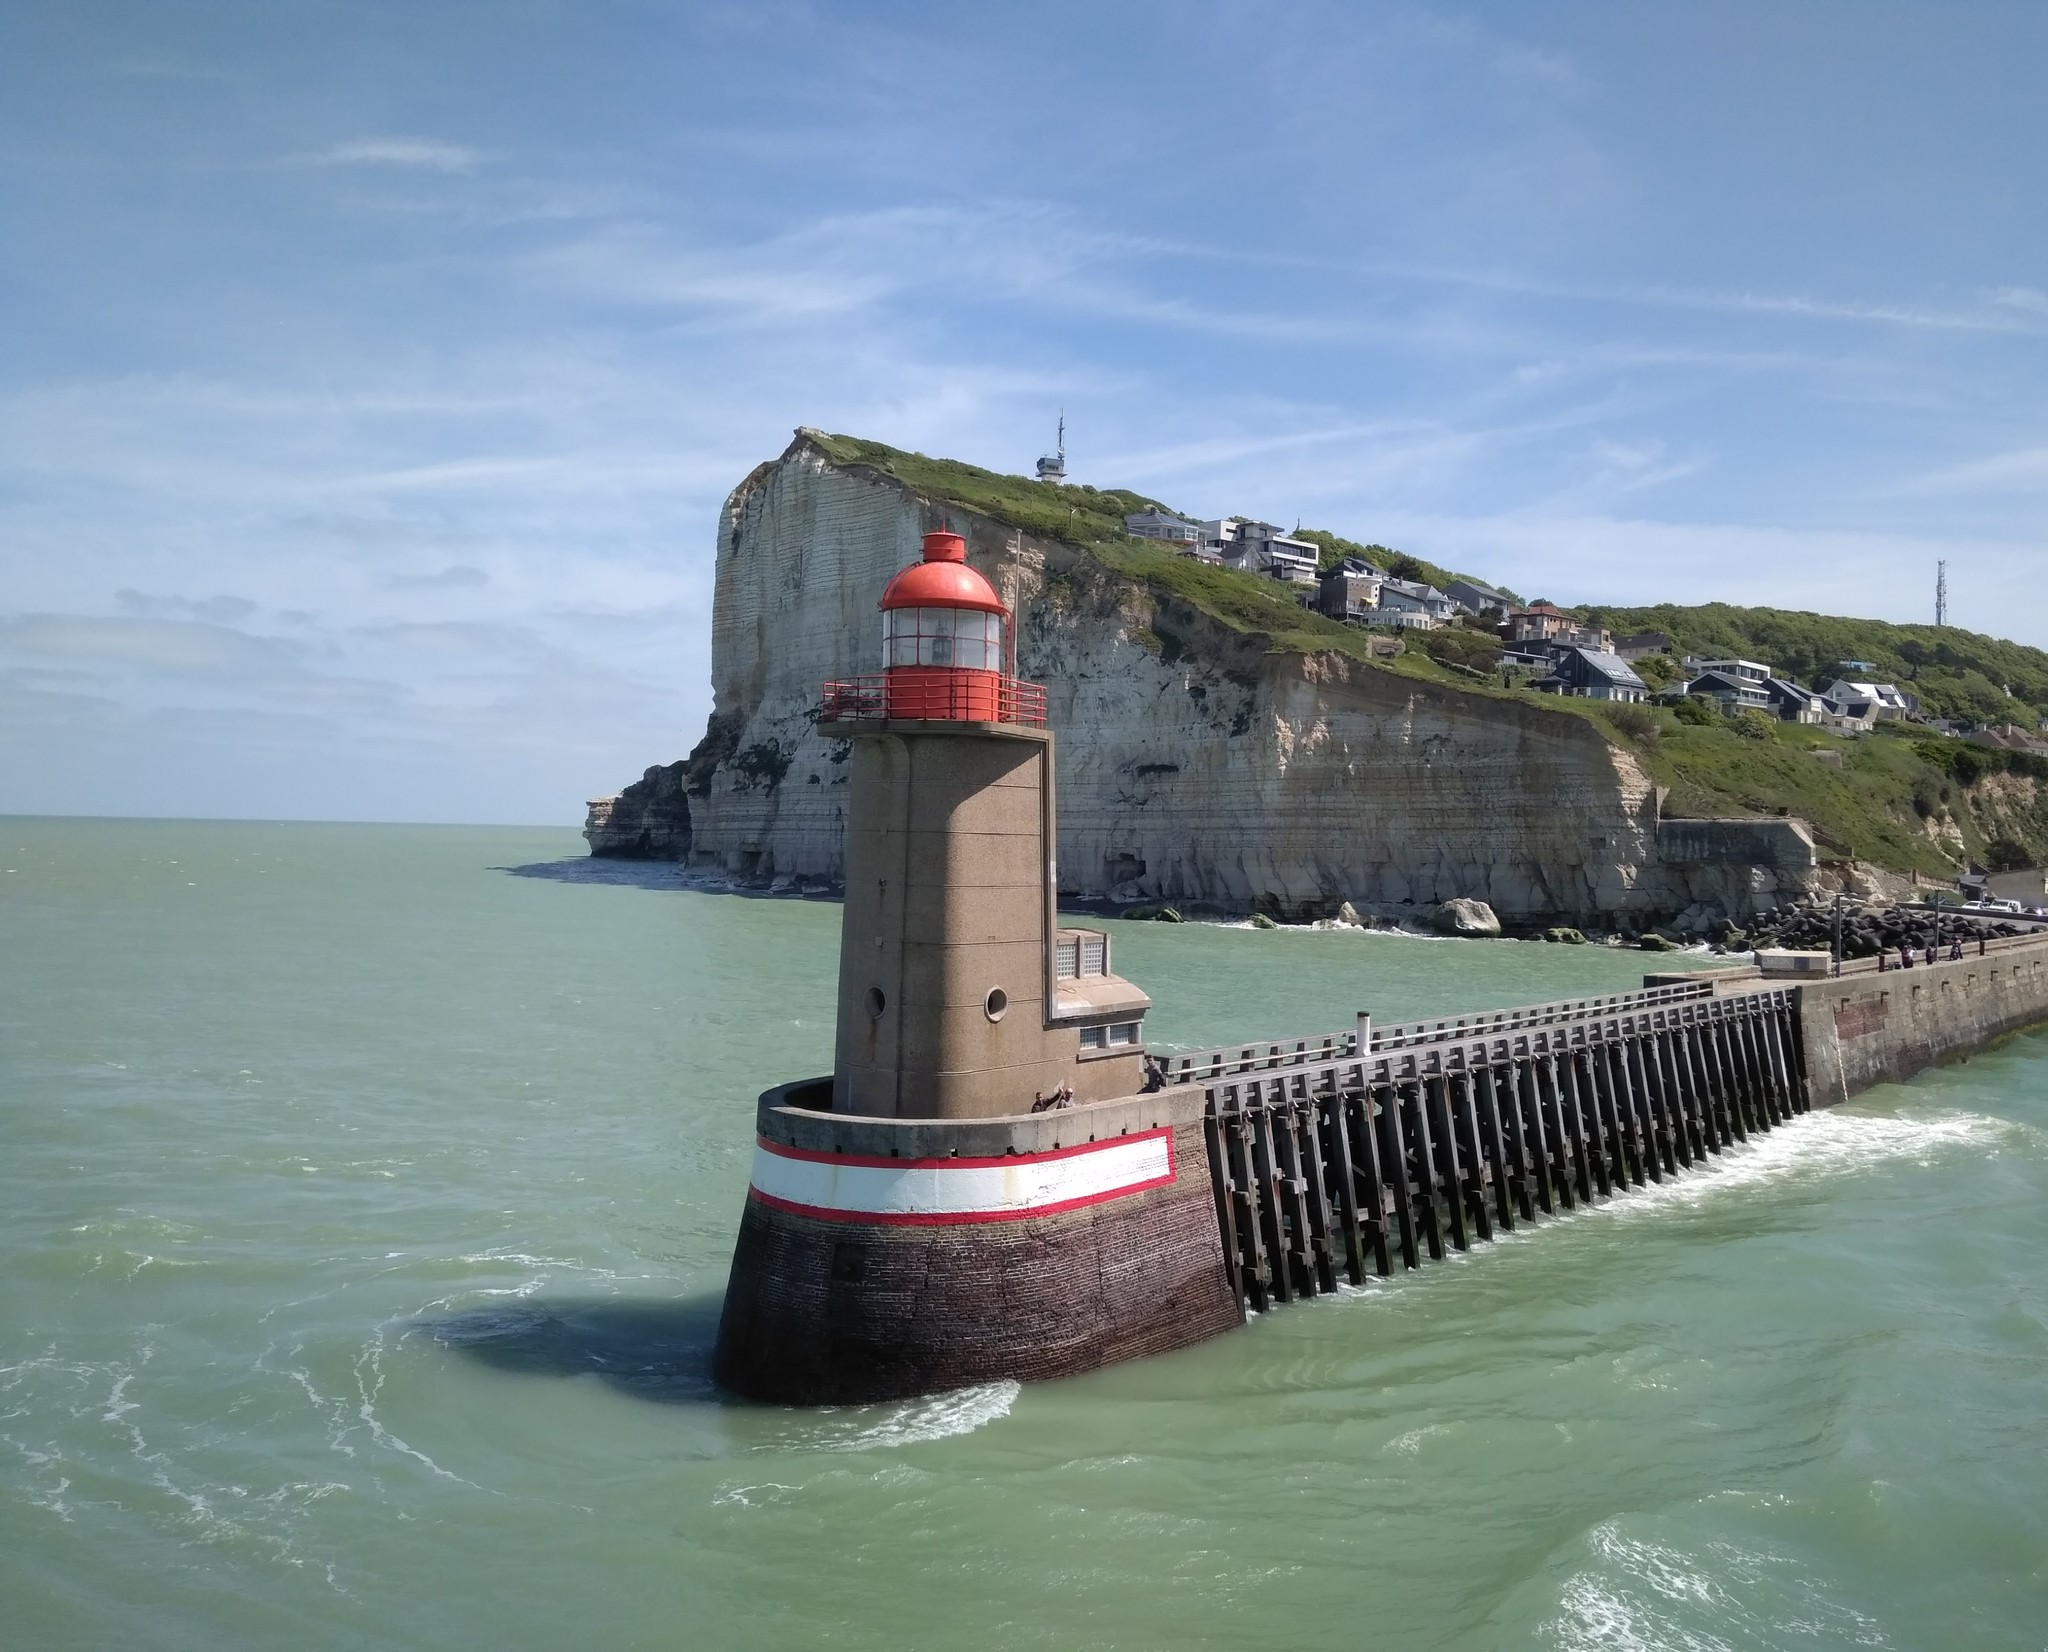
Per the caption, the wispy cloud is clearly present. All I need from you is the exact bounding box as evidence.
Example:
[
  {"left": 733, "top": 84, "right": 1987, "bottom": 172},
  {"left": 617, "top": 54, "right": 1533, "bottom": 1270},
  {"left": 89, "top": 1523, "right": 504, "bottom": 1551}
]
[
  {"left": 322, "top": 138, "right": 481, "bottom": 173},
  {"left": 1895, "top": 443, "right": 2048, "bottom": 495},
  {"left": 114, "top": 590, "right": 260, "bottom": 624},
  {"left": 388, "top": 565, "right": 489, "bottom": 590}
]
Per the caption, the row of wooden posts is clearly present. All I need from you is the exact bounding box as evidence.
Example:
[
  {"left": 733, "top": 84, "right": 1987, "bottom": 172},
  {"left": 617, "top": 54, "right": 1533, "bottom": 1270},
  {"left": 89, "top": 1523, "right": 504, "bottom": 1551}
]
[{"left": 1200, "top": 991, "right": 1812, "bottom": 1311}]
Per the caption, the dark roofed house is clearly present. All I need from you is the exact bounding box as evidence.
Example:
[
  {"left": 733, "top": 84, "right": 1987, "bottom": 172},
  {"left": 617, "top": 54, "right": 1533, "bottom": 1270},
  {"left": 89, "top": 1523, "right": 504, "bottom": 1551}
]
[
  {"left": 1123, "top": 509, "right": 1200, "bottom": 546},
  {"left": 1317, "top": 557, "right": 1385, "bottom": 622},
  {"left": 1762, "top": 677, "right": 1826, "bottom": 724},
  {"left": 1444, "top": 577, "right": 1510, "bottom": 616},
  {"left": 1683, "top": 670, "right": 1772, "bottom": 714},
  {"left": 1532, "top": 646, "right": 1648, "bottom": 703},
  {"left": 1613, "top": 631, "right": 1673, "bottom": 661}
]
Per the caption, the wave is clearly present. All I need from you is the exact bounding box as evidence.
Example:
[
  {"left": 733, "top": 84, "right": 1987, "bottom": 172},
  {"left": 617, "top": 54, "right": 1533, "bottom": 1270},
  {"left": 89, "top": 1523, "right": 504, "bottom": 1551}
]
[
  {"left": 760, "top": 1379, "right": 1021, "bottom": 1454},
  {"left": 1542, "top": 1519, "right": 1891, "bottom": 1651}
]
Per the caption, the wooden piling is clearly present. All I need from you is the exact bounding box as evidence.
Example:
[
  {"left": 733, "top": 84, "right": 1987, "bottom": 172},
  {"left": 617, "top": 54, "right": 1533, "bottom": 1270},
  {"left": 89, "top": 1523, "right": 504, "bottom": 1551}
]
[
  {"left": 1401, "top": 1082, "right": 1447, "bottom": 1262},
  {"left": 1202, "top": 1108, "right": 1248, "bottom": 1319},
  {"left": 1573, "top": 1047, "right": 1614, "bottom": 1198},
  {"left": 1247, "top": 1095, "right": 1294, "bottom": 1303},
  {"left": 1451, "top": 1071, "right": 1494, "bottom": 1243},
  {"left": 1374, "top": 1082, "right": 1420, "bottom": 1271},
  {"left": 1348, "top": 1089, "right": 1393, "bottom": 1277},
  {"left": 1426, "top": 1077, "right": 1470, "bottom": 1252},
  {"left": 1322, "top": 1091, "right": 1366, "bottom": 1287},
  {"left": 1621, "top": 1035, "right": 1663, "bottom": 1184},
  {"left": 1474, "top": 1065, "right": 1517, "bottom": 1231}
]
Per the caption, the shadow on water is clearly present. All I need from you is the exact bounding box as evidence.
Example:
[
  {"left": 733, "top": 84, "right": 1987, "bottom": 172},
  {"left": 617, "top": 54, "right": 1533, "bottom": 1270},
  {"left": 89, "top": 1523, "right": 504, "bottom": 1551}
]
[
  {"left": 492, "top": 858, "right": 842, "bottom": 901},
  {"left": 493, "top": 857, "right": 698, "bottom": 891},
  {"left": 416, "top": 1294, "right": 728, "bottom": 1406}
]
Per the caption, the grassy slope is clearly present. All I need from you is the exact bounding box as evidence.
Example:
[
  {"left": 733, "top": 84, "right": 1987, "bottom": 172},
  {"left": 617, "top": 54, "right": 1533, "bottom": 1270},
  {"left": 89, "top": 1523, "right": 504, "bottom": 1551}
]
[
  {"left": 1577, "top": 600, "right": 2048, "bottom": 728},
  {"left": 801, "top": 431, "right": 2045, "bottom": 874}
]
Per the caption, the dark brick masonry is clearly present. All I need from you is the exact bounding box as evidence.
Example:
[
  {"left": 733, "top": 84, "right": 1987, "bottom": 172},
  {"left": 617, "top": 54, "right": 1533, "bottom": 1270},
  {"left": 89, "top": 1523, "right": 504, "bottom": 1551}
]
[{"left": 712, "top": 1120, "right": 1242, "bottom": 1404}]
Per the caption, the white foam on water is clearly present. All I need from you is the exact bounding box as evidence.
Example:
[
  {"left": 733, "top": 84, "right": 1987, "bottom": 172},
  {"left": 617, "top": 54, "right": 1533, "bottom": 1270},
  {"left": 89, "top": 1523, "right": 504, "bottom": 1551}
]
[
  {"left": 1591, "top": 1105, "right": 2013, "bottom": 1225},
  {"left": 812, "top": 1379, "right": 1022, "bottom": 1453},
  {"left": 1292, "top": 1106, "right": 2018, "bottom": 1316},
  {"left": 349, "top": 1325, "right": 483, "bottom": 1487},
  {"left": 1543, "top": 1521, "right": 1893, "bottom": 1652},
  {"left": 711, "top": 1481, "right": 798, "bottom": 1507},
  {"left": 1384, "top": 1421, "right": 1452, "bottom": 1457},
  {"left": 101, "top": 1371, "right": 137, "bottom": 1424}
]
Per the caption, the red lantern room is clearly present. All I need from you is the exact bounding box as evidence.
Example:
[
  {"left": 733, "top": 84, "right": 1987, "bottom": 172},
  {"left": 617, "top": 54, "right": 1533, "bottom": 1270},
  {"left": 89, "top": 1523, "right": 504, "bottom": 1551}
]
[{"left": 822, "top": 531, "right": 1045, "bottom": 726}]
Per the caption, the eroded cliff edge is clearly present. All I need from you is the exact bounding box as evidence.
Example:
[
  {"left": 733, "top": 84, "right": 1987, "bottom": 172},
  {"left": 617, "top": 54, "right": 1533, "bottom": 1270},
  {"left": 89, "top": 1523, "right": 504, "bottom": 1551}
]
[{"left": 588, "top": 432, "right": 1814, "bottom": 926}]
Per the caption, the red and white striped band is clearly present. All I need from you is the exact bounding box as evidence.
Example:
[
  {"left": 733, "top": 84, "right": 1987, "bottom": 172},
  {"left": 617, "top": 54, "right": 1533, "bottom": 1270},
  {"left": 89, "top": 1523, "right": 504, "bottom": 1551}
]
[{"left": 747, "top": 1128, "right": 1176, "bottom": 1226}]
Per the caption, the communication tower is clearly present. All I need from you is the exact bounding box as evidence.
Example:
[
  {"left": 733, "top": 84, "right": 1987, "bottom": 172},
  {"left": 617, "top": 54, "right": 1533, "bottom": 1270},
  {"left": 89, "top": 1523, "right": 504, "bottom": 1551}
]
[
  {"left": 1936, "top": 559, "right": 1948, "bottom": 627},
  {"left": 1035, "top": 413, "right": 1067, "bottom": 483}
]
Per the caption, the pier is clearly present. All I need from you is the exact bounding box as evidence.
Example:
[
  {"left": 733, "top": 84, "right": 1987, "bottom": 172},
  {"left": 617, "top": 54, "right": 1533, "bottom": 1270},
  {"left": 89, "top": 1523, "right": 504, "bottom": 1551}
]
[
  {"left": 710, "top": 529, "right": 2048, "bottom": 1405},
  {"left": 1193, "top": 979, "right": 1808, "bottom": 1308}
]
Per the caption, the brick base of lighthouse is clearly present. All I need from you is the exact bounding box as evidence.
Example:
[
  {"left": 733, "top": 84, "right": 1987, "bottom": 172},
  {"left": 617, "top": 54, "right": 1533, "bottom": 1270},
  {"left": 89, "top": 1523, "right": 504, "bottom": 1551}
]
[{"left": 712, "top": 1084, "right": 1243, "bottom": 1404}]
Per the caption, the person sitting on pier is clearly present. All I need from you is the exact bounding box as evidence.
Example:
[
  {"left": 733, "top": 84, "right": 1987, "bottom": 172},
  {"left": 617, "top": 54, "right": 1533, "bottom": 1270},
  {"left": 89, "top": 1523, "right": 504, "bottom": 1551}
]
[
  {"left": 1899, "top": 942, "right": 1915, "bottom": 970},
  {"left": 1950, "top": 936, "right": 1965, "bottom": 961},
  {"left": 1140, "top": 1055, "right": 1169, "bottom": 1093}
]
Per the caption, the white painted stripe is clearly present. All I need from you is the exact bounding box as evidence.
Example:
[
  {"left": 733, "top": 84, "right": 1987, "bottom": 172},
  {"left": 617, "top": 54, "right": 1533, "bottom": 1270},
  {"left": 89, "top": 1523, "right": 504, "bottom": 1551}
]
[{"left": 748, "top": 1131, "right": 1173, "bottom": 1224}]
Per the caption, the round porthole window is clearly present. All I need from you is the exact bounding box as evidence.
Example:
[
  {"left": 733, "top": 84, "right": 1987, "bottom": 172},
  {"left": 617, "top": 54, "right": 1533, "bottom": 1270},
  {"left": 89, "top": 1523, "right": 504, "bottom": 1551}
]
[
  {"left": 866, "top": 987, "right": 886, "bottom": 1019},
  {"left": 984, "top": 987, "right": 1008, "bottom": 1022}
]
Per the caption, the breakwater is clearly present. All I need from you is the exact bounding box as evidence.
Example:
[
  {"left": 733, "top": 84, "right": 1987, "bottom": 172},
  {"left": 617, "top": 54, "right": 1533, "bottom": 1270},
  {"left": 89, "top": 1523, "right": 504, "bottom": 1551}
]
[{"left": 719, "top": 933, "right": 2048, "bottom": 1394}]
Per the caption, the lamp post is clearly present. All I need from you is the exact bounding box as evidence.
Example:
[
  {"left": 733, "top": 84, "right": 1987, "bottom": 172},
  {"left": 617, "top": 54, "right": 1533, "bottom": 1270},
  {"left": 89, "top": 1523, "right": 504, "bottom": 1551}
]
[{"left": 1831, "top": 892, "right": 1844, "bottom": 978}]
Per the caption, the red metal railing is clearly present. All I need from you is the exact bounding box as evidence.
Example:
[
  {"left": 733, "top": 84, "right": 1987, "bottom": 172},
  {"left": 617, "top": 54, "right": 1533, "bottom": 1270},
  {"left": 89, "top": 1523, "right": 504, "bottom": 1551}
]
[{"left": 818, "top": 671, "right": 1047, "bottom": 727}]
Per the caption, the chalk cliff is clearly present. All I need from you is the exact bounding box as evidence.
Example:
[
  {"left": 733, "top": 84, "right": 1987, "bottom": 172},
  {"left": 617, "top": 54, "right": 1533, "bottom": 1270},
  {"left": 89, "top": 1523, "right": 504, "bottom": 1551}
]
[
  {"left": 590, "top": 432, "right": 1816, "bottom": 926},
  {"left": 584, "top": 762, "right": 691, "bottom": 859}
]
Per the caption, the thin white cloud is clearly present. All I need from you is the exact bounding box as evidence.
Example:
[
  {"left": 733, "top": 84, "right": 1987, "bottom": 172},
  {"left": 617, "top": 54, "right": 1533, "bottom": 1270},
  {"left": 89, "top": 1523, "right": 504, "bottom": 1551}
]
[
  {"left": 322, "top": 138, "right": 481, "bottom": 173},
  {"left": 1895, "top": 443, "right": 2048, "bottom": 495},
  {"left": 388, "top": 565, "right": 490, "bottom": 591},
  {"left": 114, "top": 590, "right": 260, "bottom": 624},
  {"left": 1990, "top": 286, "right": 2048, "bottom": 315}
]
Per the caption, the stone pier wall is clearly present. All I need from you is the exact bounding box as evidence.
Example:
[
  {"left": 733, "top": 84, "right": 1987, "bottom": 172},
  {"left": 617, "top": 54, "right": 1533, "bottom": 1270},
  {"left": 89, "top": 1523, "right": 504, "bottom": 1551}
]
[{"left": 1795, "top": 935, "right": 2048, "bottom": 1104}]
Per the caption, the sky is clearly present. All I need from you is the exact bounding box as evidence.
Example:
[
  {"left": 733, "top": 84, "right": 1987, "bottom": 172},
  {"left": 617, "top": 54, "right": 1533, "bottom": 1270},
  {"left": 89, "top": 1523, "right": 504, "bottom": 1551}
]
[{"left": 4, "top": 0, "right": 2046, "bottom": 825}]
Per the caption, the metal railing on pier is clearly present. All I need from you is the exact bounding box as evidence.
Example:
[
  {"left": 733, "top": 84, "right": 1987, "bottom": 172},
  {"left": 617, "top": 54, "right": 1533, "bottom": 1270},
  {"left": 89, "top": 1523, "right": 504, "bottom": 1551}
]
[{"left": 1163, "top": 977, "right": 1716, "bottom": 1086}]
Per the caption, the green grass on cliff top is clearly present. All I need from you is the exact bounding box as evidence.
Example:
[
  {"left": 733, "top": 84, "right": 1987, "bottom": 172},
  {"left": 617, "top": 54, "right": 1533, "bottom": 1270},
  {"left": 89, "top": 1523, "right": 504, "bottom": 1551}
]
[{"left": 803, "top": 430, "right": 2045, "bottom": 874}]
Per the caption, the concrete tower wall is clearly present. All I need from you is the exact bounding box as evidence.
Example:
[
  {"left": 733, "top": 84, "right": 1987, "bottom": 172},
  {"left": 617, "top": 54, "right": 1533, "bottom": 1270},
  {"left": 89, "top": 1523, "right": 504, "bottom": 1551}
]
[{"left": 833, "top": 725, "right": 1079, "bottom": 1118}]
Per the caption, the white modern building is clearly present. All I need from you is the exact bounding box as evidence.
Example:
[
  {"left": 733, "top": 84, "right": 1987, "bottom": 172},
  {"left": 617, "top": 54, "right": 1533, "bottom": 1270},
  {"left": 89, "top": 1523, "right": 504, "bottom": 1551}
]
[{"left": 1202, "top": 518, "right": 1321, "bottom": 584}]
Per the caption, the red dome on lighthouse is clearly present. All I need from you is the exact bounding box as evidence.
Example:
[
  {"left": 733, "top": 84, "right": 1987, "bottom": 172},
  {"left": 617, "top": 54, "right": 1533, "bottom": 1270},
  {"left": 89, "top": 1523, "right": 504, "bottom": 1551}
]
[{"left": 880, "top": 532, "right": 1006, "bottom": 614}]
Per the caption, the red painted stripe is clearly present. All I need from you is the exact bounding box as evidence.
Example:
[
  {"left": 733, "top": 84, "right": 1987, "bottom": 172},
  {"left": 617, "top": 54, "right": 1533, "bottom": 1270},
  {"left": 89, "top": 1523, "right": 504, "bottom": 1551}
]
[{"left": 754, "top": 1124, "right": 1173, "bottom": 1173}]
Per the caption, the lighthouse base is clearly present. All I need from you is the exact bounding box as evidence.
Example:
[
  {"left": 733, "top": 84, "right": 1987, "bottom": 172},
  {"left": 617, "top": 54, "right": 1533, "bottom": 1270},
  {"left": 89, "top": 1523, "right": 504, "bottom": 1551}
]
[{"left": 711, "top": 1084, "right": 1242, "bottom": 1404}]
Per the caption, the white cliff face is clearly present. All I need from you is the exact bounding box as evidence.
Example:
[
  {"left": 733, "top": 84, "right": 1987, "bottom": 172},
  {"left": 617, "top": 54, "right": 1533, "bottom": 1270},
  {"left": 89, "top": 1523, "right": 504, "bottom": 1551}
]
[{"left": 680, "top": 437, "right": 1810, "bottom": 924}]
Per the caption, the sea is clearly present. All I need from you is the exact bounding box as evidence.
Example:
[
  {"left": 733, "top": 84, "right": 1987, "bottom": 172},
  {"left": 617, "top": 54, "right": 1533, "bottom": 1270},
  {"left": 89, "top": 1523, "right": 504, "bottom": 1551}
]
[{"left": 4, "top": 818, "right": 2045, "bottom": 1651}]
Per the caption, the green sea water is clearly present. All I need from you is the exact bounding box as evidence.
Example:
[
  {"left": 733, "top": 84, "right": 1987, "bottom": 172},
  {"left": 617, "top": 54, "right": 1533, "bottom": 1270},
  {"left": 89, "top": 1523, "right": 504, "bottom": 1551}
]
[{"left": 4, "top": 818, "right": 2046, "bottom": 1651}]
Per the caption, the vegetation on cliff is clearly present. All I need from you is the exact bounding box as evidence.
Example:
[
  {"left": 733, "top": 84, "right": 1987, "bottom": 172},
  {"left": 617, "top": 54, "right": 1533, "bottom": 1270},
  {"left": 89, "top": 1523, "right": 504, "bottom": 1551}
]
[
  {"left": 795, "top": 430, "right": 2048, "bottom": 877},
  {"left": 1576, "top": 601, "right": 2048, "bottom": 728}
]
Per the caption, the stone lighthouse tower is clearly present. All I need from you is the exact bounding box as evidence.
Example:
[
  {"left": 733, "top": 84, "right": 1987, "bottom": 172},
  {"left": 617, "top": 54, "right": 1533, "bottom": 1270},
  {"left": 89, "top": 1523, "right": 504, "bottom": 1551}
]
[
  {"left": 832, "top": 529, "right": 1149, "bottom": 1118},
  {"left": 712, "top": 530, "right": 1240, "bottom": 1404}
]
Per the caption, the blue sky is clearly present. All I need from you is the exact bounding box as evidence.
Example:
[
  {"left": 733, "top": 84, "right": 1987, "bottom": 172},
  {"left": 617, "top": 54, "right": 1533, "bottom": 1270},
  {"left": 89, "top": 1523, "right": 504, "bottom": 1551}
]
[{"left": 4, "top": 1, "right": 2046, "bottom": 824}]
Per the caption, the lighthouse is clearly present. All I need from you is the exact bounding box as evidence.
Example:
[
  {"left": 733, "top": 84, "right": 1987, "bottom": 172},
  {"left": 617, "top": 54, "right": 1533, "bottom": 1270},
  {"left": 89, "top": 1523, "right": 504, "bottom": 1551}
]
[
  {"left": 826, "top": 529, "right": 1150, "bottom": 1118},
  {"left": 712, "top": 528, "right": 1241, "bottom": 1403}
]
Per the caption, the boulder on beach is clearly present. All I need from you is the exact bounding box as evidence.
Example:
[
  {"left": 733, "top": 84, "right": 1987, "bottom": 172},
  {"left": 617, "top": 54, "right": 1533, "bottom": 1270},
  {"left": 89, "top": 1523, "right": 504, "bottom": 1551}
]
[{"left": 1432, "top": 898, "right": 1502, "bottom": 938}]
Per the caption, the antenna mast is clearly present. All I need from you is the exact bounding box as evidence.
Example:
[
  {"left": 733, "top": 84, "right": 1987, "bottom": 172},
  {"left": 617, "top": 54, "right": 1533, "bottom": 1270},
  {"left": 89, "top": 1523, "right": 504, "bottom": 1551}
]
[
  {"left": 1936, "top": 559, "right": 1948, "bottom": 627},
  {"left": 1035, "top": 412, "right": 1068, "bottom": 484}
]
